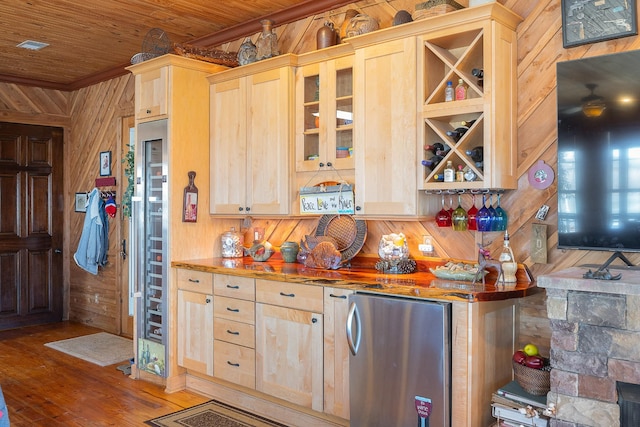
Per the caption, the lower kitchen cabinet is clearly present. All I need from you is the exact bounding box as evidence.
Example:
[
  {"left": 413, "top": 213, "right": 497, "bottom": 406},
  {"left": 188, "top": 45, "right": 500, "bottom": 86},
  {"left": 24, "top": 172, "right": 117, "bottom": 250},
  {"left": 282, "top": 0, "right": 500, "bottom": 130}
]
[
  {"left": 255, "top": 280, "right": 324, "bottom": 412},
  {"left": 323, "top": 287, "right": 353, "bottom": 420},
  {"left": 177, "top": 289, "right": 213, "bottom": 376}
]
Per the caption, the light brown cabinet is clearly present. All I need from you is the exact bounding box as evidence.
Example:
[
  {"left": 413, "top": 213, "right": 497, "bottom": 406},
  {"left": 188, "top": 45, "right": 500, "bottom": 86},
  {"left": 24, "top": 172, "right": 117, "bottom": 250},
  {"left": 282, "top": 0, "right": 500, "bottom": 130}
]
[
  {"left": 212, "top": 274, "right": 256, "bottom": 389},
  {"left": 208, "top": 55, "right": 296, "bottom": 216},
  {"left": 323, "top": 287, "right": 353, "bottom": 420},
  {"left": 176, "top": 269, "right": 214, "bottom": 376},
  {"left": 133, "top": 65, "right": 168, "bottom": 120},
  {"left": 255, "top": 279, "right": 324, "bottom": 411}
]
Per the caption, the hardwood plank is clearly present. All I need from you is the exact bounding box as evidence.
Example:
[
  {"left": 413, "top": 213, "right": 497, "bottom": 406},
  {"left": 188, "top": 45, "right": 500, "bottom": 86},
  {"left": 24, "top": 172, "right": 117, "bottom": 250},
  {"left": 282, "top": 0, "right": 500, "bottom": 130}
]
[{"left": 0, "top": 322, "right": 208, "bottom": 426}]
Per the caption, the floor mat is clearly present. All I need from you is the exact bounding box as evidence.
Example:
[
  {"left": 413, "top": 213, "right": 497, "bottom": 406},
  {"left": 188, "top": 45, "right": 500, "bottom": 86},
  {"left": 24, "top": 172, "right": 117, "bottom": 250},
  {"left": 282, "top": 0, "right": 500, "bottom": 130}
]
[
  {"left": 145, "top": 400, "right": 288, "bottom": 427},
  {"left": 44, "top": 332, "right": 133, "bottom": 367}
]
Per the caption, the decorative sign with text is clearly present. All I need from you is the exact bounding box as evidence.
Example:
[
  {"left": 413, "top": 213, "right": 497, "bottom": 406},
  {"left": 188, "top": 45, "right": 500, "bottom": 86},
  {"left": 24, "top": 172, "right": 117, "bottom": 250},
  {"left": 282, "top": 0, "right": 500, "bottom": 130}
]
[{"left": 299, "top": 184, "right": 354, "bottom": 215}]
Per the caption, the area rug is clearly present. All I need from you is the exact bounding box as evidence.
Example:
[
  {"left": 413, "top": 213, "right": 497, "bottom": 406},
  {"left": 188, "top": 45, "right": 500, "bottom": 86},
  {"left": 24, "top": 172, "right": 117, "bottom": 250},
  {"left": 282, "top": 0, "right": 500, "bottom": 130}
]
[
  {"left": 145, "top": 400, "right": 288, "bottom": 427},
  {"left": 44, "top": 332, "right": 133, "bottom": 367}
]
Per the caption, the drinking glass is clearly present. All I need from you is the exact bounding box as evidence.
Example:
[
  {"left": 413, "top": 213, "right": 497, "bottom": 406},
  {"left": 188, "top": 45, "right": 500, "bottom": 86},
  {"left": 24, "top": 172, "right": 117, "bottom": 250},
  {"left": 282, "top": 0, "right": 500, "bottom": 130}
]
[
  {"left": 435, "top": 194, "right": 452, "bottom": 227},
  {"left": 487, "top": 194, "right": 497, "bottom": 231},
  {"left": 493, "top": 193, "right": 508, "bottom": 231},
  {"left": 476, "top": 194, "right": 491, "bottom": 232},
  {"left": 467, "top": 193, "right": 478, "bottom": 231},
  {"left": 452, "top": 194, "right": 468, "bottom": 231}
]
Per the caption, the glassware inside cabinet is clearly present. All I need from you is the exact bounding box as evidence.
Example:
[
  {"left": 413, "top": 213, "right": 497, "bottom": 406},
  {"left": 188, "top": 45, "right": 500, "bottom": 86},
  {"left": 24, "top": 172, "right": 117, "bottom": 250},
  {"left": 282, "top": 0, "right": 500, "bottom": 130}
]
[{"left": 302, "top": 74, "right": 321, "bottom": 164}]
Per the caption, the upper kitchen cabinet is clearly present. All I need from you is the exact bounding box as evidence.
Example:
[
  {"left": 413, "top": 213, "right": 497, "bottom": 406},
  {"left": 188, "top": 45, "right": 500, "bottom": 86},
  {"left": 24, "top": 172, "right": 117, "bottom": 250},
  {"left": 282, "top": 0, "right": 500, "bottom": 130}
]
[
  {"left": 209, "top": 55, "right": 296, "bottom": 216},
  {"left": 295, "top": 45, "right": 355, "bottom": 174},
  {"left": 417, "top": 5, "right": 521, "bottom": 191},
  {"left": 351, "top": 36, "right": 425, "bottom": 217}
]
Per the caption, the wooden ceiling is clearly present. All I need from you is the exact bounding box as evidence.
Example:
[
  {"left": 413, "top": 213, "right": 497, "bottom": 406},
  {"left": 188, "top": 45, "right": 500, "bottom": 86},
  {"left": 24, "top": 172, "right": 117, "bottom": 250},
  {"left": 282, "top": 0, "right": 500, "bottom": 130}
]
[{"left": 0, "top": 0, "right": 352, "bottom": 90}]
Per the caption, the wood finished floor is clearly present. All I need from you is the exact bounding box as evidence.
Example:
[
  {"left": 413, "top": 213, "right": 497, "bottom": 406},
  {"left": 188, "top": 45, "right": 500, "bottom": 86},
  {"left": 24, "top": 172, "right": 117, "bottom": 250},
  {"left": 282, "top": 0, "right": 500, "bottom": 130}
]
[{"left": 0, "top": 321, "right": 209, "bottom": 426}]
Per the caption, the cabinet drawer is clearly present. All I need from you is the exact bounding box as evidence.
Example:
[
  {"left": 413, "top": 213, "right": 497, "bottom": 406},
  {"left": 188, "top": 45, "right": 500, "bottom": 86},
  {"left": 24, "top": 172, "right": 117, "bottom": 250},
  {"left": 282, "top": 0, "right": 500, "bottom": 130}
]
[
  {"left": 176, "top": 269, "right": 213, "bottom": 293},
  {"left": 214, "top": 340, "right": 256, "bottom": 389},
  {"left": 214, "top": 318, "right": 255, "bottom": 348},
  {"left": 214, "top": 274, "right": 255, "bottom": 300},
  {"left": 214, "top": 296, "right": 255, "bottom": 324},
  {"left": 255, "top": 279, "right": 323, "bottom": 313}
]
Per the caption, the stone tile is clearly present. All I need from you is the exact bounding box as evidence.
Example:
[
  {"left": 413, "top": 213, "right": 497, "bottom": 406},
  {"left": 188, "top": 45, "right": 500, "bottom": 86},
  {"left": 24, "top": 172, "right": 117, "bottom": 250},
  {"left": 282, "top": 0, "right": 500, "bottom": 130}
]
[
  {"left": 610, "top": 328, "right": 640, "bottom": 361},
  {"left": 550, "top": 392, "right": 620, "bottom": 427},
  {"left": 552, "top": 349, "right": 607, "bottom": 376},
  {"left": 578, "top": 374, "right": 616, "bottom": 402},
  {"left": 627, "top": 295, "right": 640, "bottom": 331},
  {"left": 547, "top": 294, "right": 568, "bottom": 320},
  {"left": 608, "top": 358, "right": 640, "bottom": 384},
  {"left": 551, "top": 369, "right": 578, "bottom": 396},
  {"left": 577, "top": 324, "right": 612, "bottom": 355},
  {"left": 567, "top": 292, "right": 625, "bottom": 328}
]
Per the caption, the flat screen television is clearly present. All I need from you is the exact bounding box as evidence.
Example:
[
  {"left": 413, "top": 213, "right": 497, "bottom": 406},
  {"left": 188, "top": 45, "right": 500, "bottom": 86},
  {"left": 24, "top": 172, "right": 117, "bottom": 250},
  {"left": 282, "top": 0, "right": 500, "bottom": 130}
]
[{"left": 557, "top": 50, "right": 640, "bottom": 269}]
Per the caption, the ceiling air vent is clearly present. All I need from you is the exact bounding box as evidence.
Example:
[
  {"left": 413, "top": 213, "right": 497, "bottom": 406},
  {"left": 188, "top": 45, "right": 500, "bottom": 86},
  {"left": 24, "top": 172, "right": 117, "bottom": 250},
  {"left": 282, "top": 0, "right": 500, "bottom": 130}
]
[{"left": 16, "top": 40, "right": 49, "bottom": 51}]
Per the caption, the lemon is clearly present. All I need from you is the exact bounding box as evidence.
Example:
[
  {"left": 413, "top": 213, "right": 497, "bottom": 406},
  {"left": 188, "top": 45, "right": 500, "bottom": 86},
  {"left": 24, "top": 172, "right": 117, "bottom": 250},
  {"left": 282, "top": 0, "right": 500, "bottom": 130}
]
[
  {"left": 523, "top": 343, "right": 539, "bottom": 357},
  {"left": 393, "top": 235, "right": 405, "bottom": 247}
]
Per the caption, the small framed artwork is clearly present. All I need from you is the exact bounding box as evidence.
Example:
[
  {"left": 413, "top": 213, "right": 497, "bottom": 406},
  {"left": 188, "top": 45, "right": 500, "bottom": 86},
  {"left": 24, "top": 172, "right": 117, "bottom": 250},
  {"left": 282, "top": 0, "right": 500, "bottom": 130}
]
[
  {"left": 100, "top": 151, "right": 112, "bottom": 176},
  {"left": 182, "top": 171, "right": 198, "bottom": 223},
  {"left": 75, "top": 192, "right": 88, "bottom": 212},
  {"left": 562, "top": 0, "right": 637, "bottom": 48}
]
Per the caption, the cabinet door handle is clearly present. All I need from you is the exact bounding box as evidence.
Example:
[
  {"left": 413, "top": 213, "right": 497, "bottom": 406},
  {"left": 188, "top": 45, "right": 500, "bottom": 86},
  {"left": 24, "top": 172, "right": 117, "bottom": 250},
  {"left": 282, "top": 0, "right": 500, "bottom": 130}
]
[
  {"left": 226, "top": 307, "right": 240, "bottom": 312},
  {"left": 280, "top": 292, "right": 295, "bottom": 298},
  {"left": 205, "top": 298, "right": 211, "bottom": 303},
  {"left": 188, "top": 278, "right": 200, "bottom": 283},
  {"left": 312, "top": 317, "right": 318, "bottom": 323},
  {"left": 227, "top": 361, "right": 240, "bottom": 367},
  {"left": 226, "top": 284, "right": 240, "bottom": 289},
  {"left": 329, "top": 294, "right": 347, "bottom": 299},
  {"left": 346, "top": 301, "right": 361, "bottom": 356},
  {"left": 226, "top": 329, "right": 240, "bottom": 335}
]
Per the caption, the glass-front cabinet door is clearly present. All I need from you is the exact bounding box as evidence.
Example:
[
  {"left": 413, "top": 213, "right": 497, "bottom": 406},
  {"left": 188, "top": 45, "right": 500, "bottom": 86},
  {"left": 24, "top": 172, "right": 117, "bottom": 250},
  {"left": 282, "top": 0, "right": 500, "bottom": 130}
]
[{"left": 296, "top": 55, "right": 354, "bottom": 173}]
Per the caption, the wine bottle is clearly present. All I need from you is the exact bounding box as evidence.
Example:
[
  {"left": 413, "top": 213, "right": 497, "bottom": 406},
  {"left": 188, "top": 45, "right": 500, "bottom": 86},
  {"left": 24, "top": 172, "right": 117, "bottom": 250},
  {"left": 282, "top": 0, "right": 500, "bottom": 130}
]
[
  {"left": 460, "top": 119, "right": 476, "bottom": 128},
  {"left": 424, "top": 143, "right": 445, "bottom": 153},
  {"left": 446, "top": 127, "right": 468, "bottom": 143},
  {"left": 465, "top": 146, "right": 483, "bottom": 163},
  {"left": 421, "top": 155, "right": 443, "bottom": 168},
  {"left": 472, "top": 68, "right": 483, "bottom": 87},
  {"left": 456, "top": 164, "right": 464, "bottom": 182}
]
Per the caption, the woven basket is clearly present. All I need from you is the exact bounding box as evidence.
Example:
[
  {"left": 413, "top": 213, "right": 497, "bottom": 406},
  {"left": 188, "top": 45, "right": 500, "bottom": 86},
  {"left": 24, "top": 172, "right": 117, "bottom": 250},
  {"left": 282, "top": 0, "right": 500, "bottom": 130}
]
[
  {"left": 413, "top": 0, "right": 464, "bottom": 20},
  {"left": 512, "top": 360, "right": 551, "bottom": 396}
]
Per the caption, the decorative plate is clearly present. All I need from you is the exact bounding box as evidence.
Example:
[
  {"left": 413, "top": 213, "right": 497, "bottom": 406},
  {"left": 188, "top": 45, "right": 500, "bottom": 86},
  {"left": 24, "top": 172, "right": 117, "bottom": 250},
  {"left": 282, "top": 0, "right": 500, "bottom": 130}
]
[{"left": 315, "top": 214, "right": 367, "bottom": 262}]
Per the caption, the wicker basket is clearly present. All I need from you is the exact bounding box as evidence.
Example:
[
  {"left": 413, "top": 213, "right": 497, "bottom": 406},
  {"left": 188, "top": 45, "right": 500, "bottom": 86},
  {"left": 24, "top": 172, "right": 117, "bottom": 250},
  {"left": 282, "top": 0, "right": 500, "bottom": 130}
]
[
  {"left": 512, "top": 360, "right": 551, "bottom": 396},
  {"left": 413, "top": 0, "right": 464, "bottom": 20}
]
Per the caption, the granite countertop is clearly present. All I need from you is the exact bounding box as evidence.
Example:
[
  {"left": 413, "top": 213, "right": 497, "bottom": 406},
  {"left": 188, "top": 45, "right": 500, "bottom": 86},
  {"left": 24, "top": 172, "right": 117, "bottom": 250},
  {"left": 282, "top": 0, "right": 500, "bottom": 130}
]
[{"left": 172, "top": 255, "right": 538, "bottom": 303}]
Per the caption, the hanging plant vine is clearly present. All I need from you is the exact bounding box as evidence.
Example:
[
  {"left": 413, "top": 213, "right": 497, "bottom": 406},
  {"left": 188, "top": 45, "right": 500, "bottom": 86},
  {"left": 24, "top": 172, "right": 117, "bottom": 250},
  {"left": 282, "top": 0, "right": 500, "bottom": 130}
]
[{"left": 122, "top": 145, "right": 135, "bottom": 217}]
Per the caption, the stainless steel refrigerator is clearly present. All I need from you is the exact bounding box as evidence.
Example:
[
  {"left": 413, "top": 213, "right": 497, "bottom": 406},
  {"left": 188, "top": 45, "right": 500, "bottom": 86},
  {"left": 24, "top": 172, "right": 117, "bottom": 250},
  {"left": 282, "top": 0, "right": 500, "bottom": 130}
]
[{"left": 347, "top": 293, "right": 451, "bottom": 427}]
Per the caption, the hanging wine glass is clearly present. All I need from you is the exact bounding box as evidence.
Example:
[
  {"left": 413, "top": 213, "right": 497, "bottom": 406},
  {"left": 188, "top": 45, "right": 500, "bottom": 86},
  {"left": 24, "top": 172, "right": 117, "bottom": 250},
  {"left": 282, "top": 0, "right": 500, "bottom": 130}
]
[
  {"left": 435, "top": 194, "right": 452, "bottom": 227},
  {"left": 493, "top": 193, "right": 508, "bottom": 231},
  {"left": 447, "top": 194, "right": 454, "bottom": 216},
  {"left": 487, "top": 194, "right": 497, "bottom": 231},
  {"left": 467, "top": 193, "right": 478, "bottom": 231},
  {"left": 476, "top": 194, "right": 491, "bottom": 232},
  {"left": 452, "top": 194, "right": 468, "bottom": 231}
]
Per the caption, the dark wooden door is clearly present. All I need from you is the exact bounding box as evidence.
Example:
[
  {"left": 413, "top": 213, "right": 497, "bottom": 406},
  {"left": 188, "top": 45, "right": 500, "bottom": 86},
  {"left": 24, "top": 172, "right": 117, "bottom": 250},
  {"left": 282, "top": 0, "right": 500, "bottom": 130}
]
[{"left": 0, "top": 122, "right": 63, "bottom": 329}]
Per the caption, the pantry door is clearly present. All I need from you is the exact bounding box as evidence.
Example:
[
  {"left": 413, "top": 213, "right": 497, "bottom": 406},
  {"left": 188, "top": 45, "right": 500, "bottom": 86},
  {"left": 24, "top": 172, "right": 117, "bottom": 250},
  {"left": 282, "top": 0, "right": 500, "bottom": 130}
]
[{"left": 0, "top": 122, "right": 64, "bottom": 330}]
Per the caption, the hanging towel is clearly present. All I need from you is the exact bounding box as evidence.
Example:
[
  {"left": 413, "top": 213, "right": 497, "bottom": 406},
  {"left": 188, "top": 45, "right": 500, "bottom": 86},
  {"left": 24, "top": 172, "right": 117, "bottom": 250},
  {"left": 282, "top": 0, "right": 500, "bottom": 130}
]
[{"left": 73, "top": 188, "right": 109, "bottom": 275}]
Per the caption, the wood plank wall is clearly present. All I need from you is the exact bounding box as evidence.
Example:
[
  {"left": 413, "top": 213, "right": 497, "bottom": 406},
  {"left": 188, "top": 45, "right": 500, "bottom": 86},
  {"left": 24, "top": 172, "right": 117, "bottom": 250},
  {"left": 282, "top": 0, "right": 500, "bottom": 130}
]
[{"left": 2, "top": 0, "right": 639, "bottom": 352}]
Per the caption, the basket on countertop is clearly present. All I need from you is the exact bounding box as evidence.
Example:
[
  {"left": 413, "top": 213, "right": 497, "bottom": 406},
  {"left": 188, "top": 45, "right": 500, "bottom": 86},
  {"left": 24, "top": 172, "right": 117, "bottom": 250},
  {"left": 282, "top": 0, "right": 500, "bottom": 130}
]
[
  {"left": 413, "top": 0, "right": 464, "bottom": 20},
  {"left": 512, "top": 360, "right": 551, "bottom": 396}
]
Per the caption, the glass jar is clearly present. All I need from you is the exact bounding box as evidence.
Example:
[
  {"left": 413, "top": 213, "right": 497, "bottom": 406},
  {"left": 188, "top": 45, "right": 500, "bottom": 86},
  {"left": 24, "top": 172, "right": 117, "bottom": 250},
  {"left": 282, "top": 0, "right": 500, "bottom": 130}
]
[
  {"left": 378, "top": 233, "right": 409, "bottom": 261},
  {"left": 221, "top": 227, "right": 244, "bottom": 258}
]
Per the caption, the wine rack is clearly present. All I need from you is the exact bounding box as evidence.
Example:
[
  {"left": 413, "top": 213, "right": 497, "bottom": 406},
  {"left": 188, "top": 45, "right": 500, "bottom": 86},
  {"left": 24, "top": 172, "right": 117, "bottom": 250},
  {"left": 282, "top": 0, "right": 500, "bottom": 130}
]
[{"left": 419, "top": 22, "right": 517, "bottom": 191}]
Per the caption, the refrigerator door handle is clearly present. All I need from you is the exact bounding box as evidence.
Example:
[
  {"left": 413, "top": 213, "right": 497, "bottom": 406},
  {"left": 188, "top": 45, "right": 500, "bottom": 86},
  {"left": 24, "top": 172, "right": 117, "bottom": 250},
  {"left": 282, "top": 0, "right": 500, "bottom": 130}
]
[{"left": 346, "top": 301, "right": 361, "bottom": 355}]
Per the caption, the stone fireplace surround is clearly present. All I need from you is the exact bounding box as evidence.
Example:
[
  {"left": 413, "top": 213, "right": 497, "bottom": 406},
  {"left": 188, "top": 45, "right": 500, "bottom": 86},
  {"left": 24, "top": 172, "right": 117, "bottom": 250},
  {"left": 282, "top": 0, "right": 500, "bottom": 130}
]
[{"left": 538, "top": 267, "right": 640, "bottom": 427}]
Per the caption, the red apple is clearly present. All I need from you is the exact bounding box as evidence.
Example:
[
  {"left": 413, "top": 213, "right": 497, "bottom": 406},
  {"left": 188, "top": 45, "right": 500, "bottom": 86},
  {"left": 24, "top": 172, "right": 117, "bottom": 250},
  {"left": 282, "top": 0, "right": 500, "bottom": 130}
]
[
  {"left": 512, "top": 350, "right": 527, "bottom": 365},
  {"left": 524, "top": 355, "right": 544, "bottom": 369}
]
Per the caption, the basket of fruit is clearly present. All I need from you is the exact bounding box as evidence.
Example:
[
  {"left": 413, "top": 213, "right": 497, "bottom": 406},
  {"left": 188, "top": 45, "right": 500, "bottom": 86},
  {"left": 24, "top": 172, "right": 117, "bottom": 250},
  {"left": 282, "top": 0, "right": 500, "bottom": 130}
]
[{"left": 512, "top": 344, "right": 551, "bottom": 396}]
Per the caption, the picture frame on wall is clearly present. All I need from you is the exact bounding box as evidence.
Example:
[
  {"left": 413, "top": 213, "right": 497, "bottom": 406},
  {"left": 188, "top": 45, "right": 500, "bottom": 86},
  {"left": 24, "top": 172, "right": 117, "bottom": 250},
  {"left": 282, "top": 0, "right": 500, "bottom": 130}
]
[
  {"left": 100, "top": 151, "right": 112, "bottom": 176},
  {"left": 561, "top": 0, "right": 637, "bottom": 48},
  {"left": 75, "top": 192, "right": 88, "bottom": 213}
]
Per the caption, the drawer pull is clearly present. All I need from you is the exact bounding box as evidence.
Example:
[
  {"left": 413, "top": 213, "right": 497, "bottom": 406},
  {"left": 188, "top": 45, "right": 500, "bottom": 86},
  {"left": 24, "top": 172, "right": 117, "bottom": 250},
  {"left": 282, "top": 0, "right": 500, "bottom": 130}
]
[
  {"left": 312, "top": 317, "right": 318, "bottom": 323},
  {"left": 280, "top": 292, "right": 295, "bottom": 298},
  {"left": 227, "top": 307, "right": 240, "bottom": 312},
  {"left": 329, "top": 294, "right": 347, "bottom": 299},
  {"left": 188, "top": 278, "right": 200, "bottom": 283},
  {"left": 226, "top": 284, "right": 240, "bottom": 289},
  {"left": 227, "top": 361, "right": 240, "bottom": 367},
  {"left": 206, "top": 298, "right": 211, "bottom": 304},
  {"left": 226, "top": 329, "right": 240, "bottom": 335}
]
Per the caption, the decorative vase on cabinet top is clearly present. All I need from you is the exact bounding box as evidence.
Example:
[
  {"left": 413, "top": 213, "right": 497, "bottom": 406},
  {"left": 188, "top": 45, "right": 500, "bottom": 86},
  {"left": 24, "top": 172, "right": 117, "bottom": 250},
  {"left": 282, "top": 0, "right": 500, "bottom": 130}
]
[{"left": 317, "top": 21, "right": 337, "bottom": 49}]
